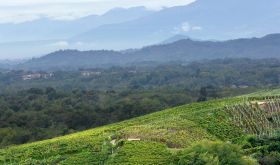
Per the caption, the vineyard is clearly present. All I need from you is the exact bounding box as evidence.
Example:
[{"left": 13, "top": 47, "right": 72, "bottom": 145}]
[{"left": 226, "top": 97, "right": 280, "bottom": 138}]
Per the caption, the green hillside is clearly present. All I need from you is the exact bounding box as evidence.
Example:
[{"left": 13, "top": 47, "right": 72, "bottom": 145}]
[{"left": 0, "top": 90, "right": 278, "bottom": 164}]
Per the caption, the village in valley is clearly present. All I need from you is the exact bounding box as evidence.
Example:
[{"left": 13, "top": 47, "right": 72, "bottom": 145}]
[{"left": 21, "top": 72, "right": 55, "bottom": 81}]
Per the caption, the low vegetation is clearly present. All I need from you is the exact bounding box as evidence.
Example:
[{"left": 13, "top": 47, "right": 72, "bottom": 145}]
[{"left": 178, "top": 141, "right": 257, "bottom": 165}]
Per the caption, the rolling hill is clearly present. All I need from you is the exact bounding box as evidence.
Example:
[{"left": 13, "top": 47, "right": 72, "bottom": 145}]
[
  {"left": 2, "top": 89, "right": 279, "bottom": 164},
  {"left": 17, "top": 33, "right": 280, "bottom": 70}
]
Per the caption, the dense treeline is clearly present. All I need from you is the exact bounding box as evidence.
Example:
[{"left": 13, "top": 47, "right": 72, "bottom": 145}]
[
  {"left": 0, "top": 87, "right": 227, "bottom": 147},
  {"left": 0, "top": 58, "right": 280, "bottom": 93},
  {"left": 1, "top": 58, "right": 280, "bottom": 147}
]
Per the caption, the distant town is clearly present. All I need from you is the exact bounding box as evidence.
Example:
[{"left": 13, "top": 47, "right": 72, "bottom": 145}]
[{"left": 22, "top": 72, "right": 54, "bottom": 81}]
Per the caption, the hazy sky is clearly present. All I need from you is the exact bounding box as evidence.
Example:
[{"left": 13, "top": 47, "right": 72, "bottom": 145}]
[{"left": 0, "top": 0, "right": 195, "bottom": 24}]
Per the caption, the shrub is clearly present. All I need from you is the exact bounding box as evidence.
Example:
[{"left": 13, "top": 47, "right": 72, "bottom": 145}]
[{"left": 178, "top": 141, "right": 257, "bottom": 165}]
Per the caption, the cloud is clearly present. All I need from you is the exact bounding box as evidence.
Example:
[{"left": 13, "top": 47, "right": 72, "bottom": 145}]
[
  {"left": 181, "top": 22, "right": 191, "bottom": 32},
  {"left": 0, "top": 0, "right": 196, "bottom": 24},
  {"left": 49, "top": 41, "right": 69, "bottom": 47},
  {"left": 173, "top": 22, "right": 203, "bottom": 34}
]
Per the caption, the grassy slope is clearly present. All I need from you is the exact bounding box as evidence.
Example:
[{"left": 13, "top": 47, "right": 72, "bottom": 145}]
[{"left": 0, "top": 94, "right": 254, "bottom": 164}]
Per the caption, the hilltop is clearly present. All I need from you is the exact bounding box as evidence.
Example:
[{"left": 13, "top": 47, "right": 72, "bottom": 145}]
[{"left": 2, "top": 89, "right": 275, "bottom": 164}]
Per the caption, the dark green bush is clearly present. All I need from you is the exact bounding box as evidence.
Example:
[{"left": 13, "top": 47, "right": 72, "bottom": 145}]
[{"left": 178, "top": 141, "right": 257, "bottom": 165}]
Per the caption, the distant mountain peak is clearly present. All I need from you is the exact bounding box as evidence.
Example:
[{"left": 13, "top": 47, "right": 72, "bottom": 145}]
[
  {"left": 263, "top": 33, "right": 280, "bottom": 39},
  {"left": 102, "top": 6, "right": 152, "bottom": 17},
  {"left": 161, "top": 35, "right": 191, "bottom": 44}
]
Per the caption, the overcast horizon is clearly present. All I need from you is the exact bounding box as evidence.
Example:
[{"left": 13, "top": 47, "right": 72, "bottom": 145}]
[{"left": 0, "top": 0, "right": 195, "bottom": 24}]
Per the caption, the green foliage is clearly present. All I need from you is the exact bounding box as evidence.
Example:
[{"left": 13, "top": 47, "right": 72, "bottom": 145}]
[
  {"left": 243, "top": 135, "right": 280, "bottom": 165},
  {"left": 178, "top": 141, "right": 257, "bottom": 165},
  {"left": 180, "top": 99, "right": 244, "bottom": 141},
  {"left": 0, "top": 129, "right": 113, "bottom": 165},
  {"left": 105, "top": 141, "right": 173, "bottom": 165}
]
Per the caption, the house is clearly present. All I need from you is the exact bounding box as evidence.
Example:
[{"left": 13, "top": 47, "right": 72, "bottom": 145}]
[
  {"left": 22, "top": 73, "right": 41, "bottom": 80},
  {"left": 42, "top": 73, "right": 54, "bottom": 79},
  {"left": 81, "top": 71, "right": 101, "bottom": 76}
]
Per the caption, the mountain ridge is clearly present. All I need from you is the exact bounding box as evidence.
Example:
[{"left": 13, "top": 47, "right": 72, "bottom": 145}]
[
  {"left": 72, "top": 0, "right": 280, "bottom": 50},
  {"left": 16, "top": 33, "right": 280, "bottom": 70}
]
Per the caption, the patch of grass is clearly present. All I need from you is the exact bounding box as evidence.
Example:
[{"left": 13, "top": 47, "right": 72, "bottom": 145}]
[{"left": 105, "top": 141, "right": 173, "bottom": 165}]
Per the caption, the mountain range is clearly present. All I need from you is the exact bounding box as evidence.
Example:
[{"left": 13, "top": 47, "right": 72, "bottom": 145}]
[
  {"left": 1, "top": 0, "right": 280, "bottom": 59},
  {"left": 14, "top": 33, "right": 280, "bottom": 71}
]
